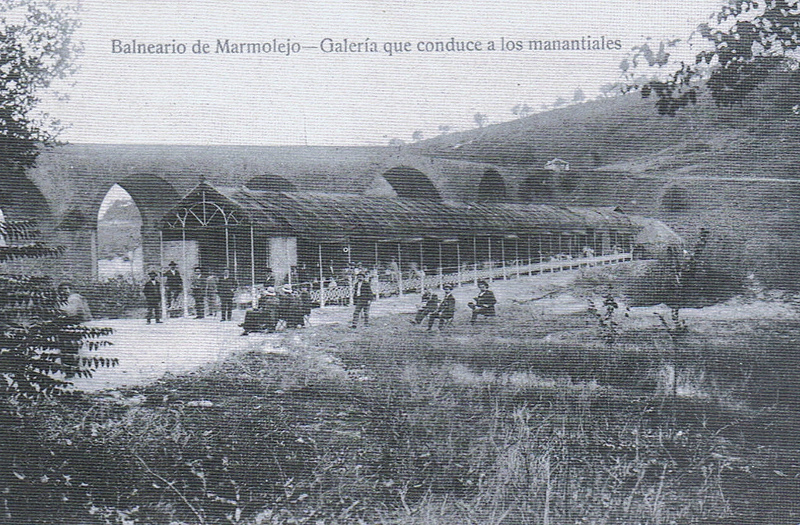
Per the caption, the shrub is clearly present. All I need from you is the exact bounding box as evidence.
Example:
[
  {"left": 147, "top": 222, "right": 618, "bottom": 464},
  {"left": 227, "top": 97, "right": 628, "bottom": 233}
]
[
  {"left": 660, "top": 184, "right": 691, "bottom": 212},
  {"left": 625, "top": 229, "right": 745, "bottom": 307},
  {"left": 0, "top": 221, "right": 114, "bottom": 399},
  {"left": 745, "top": 229, "right": 800, "bottom": 291},
  {"left": 78, "top": 276, "right": 144, "bottom": 319}
]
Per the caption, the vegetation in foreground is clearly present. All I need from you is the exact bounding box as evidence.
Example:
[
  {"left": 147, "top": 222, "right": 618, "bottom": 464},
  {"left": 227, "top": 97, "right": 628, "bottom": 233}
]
[{"left": 3, "top": 266, "right": 799, "bottom": 525}]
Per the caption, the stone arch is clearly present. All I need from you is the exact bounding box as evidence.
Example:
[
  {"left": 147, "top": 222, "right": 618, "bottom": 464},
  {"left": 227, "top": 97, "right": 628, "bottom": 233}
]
[
  {"left": 245, "top": 173, "right": 297, "bottom": 192},
  {"left": 520, "top": 170, "right": 554, "bottom": 202},
  {"left": 93, "top": 174, "right": 181, "bottom": 279},
  {"left": 108, "top": 173, "right": 181, "bottom": 228},
  {"left": 96, "top": 185, "right": 143, "bottom": 280},
  {"left": 380, "top": 166, "right": 442, "bottom": 200},
  {"left": 477, "top": 168, "right": 508, "bottom": 202}
]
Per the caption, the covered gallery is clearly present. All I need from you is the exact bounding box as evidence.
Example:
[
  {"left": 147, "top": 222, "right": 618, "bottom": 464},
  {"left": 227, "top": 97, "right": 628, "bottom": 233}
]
[{"left": 159, "top": 183, "right": 636, "bottom": 305}]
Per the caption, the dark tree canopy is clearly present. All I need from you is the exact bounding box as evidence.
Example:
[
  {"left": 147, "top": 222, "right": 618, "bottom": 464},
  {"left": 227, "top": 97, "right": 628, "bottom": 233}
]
[
  {"left": 0, "top": 2, "right": 113, "bottom": 400},
  {"left": 624, "top": 0, "right": 800, "bottom": 115},
  {"left": 477, "top": 168, "right": 508, "bottom": 202},
  {"left": 0, "top": 0, "right": 81, "bottom": 172}
]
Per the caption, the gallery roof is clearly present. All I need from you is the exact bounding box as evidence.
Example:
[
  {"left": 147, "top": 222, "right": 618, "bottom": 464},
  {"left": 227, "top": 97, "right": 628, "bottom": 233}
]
[{"left": 161, "top": 183, "right": 634, "bottom": 243}]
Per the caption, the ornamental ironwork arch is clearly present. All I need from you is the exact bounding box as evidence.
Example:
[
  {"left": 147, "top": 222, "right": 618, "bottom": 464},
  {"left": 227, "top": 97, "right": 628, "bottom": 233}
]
[{"left": 163, "top": 189, "right": 245, "bottom": 229}]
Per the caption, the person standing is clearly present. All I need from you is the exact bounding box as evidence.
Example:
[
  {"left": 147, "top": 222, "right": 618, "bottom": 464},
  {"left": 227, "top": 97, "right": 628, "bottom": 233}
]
[
  {"left": 164, "top": 261, "right": 182, "bottom": 310},
  {"left": 468, "top": 279, "right": 497, "bottom": 324},
  {"left": 143, "top": 271, "right": 163, "bottom": 324},
  {"left": 350, "top": 272, "right": 374, "bottom": 328},
  {"left": 191, "top": 267, "right": 205, "bottom": 319},
  {"left": 218, "top": 268, "right": 237, "bottom": 322},
  {"left": 428, "top": 283, "right": 456, "bottom": 331},
  {"left": 205, "top": 271, "right": 219, "bottom": 317}
]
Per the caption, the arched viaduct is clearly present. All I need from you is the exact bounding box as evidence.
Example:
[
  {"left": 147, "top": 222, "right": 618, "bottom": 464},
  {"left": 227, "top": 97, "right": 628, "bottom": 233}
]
[{"left": 8, "top": 144, "right": 527, "bottom": 279}]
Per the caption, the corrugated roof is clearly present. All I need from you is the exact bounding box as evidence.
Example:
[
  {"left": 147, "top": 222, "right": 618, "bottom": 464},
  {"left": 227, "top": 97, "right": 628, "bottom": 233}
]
[{"left": 163, "top": 183, "right": 634, "bottom": 241}]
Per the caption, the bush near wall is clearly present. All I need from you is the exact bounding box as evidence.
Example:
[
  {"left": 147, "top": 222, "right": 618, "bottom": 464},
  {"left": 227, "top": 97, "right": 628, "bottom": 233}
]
[
  {"left": 624, "top": 231, "right": 746, "bottom": 307},
  {"left": 72, "top": 276, "right": 144, "bottom": 319}
]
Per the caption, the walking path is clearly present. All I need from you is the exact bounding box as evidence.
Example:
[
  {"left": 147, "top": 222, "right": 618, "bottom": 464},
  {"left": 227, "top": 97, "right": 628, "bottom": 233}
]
[
  {"left": 69, "top": 266, "right": 797, "bottom": 393},
  {"left": 70, "top": 273, "right": 570, "bottom": 392}
]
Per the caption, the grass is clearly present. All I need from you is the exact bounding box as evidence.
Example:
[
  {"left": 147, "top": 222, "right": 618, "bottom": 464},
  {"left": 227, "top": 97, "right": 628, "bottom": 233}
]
[{"left": 3, "top": 272, "right": 800, "bottom": 524}]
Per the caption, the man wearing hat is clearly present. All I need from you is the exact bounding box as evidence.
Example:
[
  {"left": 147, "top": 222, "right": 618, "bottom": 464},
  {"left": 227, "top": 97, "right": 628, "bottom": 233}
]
[
  {"left": 241, "top": 286, "right": 279, "bottom": 334},
  {"left": 468, "top": 279, "right": 497, "bottom": 324},
  {"left": 428, "top": 283, "right": 456, "bottom": 330},
  {"left": 143, "top": 271, "right": 163, "bottom": 324},
  {"left": 261, "top": 286, "right": 280, "bottom": 332},
  {"left": 191, "top": 267, "right": 205, "bottom": 318},
  {"left": 217, "top": 268, "right": 237, "bottom": 322},
  {"left": 350, "top": 272, "right": 374, "bottom": 328},
  {"left": 278, "top": 284, "right": 298, "bottom": 329},
  {"left": 164, "top": 261, "right": 182, "bottom": 311}
]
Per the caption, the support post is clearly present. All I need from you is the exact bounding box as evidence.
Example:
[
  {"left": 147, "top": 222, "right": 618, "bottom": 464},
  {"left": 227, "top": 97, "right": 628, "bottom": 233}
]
[
  {"left": 159, "top": 230, "right": 167, "bottom": 322},
  {"left": 250, "top": 224, "right": 256, "bottom": 308},
  {"left": 438, "top": 242, "right": 443, "bottom": 288},
  {"left": 501, "top": 238, "right": 507, "bottom": 280},
  {"left": 527, "top": 235, "right": 533, "bottom": 276},
  {"left": 488, "top": 236, "right": 493, "bottom": 281},
  {"left": 182, "top": 226, "right": 189, "bottom": 317},
  {"left": 456, "top": 242, "right": 462, "bottom": 287},
  {"left": 232, "top": 232, "right": 238, "bottom": 282},
  {"left": 397, "top": 243, "right": 404, "bottom": 295},
  {"left": 419, "top": 241, "right": 424, "bottom": 291},
  {"left": 318, "top": 243, "right": 325, "bottom": 307},
  {"left": 515, "top": 239, "right": 520, "bottom": 279},
  {"left": 472, "top": 236, "right": 478, "bottom": 286},
  {"left": 224, "top": 226, "right": 230, "bottom": 270}
]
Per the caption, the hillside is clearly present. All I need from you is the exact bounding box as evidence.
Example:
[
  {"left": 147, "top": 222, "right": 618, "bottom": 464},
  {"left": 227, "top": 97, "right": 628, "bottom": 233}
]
[
  {"left": 410, "top": 70, "right": 800, "bottom": 180},
  {"left": 406, "top": 71, "right": 800, "bottom": 290},
  {"left": 100, "top": 199, "right": 141, "bottom": 223}
]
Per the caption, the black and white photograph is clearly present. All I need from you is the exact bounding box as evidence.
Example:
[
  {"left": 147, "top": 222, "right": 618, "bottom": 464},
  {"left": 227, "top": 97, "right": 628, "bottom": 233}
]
[{"left": 1, "top": 0, "right": 799, "bottom": 523}]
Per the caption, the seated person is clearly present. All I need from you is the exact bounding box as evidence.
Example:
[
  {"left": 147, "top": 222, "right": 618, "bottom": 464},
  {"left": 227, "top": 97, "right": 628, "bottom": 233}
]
[
  {"left": 411, "top": 288, "right": 439, "bottom": 325},
  {"left": 241, "top": 286, "right": 279, "bottom": 334},
  {"left": 278, "top": 284, "right": 303, "bottom": 329},
  {"left": 299, "top": 284, "right": 312, "bottom": 326},
  {"left": 468, "top": 280, "right": 497, "bottom": 324},
  {"left": 428, "top": 284, "right": 455, "bottom": 330},
  {"left": 58, "top": 283, "right": 92, "bottom": 323}
]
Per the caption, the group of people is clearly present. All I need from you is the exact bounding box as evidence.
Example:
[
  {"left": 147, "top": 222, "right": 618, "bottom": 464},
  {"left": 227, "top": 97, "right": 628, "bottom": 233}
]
[
  {"left": 240, "top": 283, "right": 312, "bottom": 335},
  {"left": 141, "top": 262, "right": 499, "bottom": 332},
  {"left": 142, "top": 262, "right": 238, "bottom": 324},
  {"left": 410, "top": 279, "right": 497, "bottom": 330}
]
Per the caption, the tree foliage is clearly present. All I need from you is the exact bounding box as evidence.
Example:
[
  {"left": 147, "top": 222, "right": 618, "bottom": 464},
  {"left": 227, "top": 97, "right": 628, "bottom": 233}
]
[
  {"left": 0, "top": 2, "right": 113, "bottom": 400},
  {"left": 0, "top": 0, "right": 81, "bottom": 172},
  {"left": 624, "top": 0, "right": 800, "bottom": 115},
  {"left": 0, "top": 220, "right": 114, "bottom": 400}
]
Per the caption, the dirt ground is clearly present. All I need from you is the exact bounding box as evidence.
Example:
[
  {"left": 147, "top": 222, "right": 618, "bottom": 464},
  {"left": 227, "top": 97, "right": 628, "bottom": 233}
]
[{"left": 70, "top": 264, "right": 798, "bottom": 393}]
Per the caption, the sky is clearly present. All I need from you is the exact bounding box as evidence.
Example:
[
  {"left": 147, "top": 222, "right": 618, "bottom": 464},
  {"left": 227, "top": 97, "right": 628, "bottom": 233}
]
[{"left": 41, "top": 0, "right": 724, "bottom": 147}]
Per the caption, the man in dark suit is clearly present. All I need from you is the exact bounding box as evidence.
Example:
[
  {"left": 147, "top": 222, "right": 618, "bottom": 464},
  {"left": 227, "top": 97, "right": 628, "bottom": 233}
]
[
  {"left": 143, "top": 271, "right": 163, "bottom": 324},
  {"left": 468, "top": 279, "right": 497, "bottom": 324},
  {"left": 411, "top": 288, "right": 439, "bottom": 325},
  {"left": 191, "top": 267, "right": 205, "bottom": 318},
  {"left": 428, "top": 283, "right": 455, "bottom": 331},
  {"left": 350, "top": 272, "right": 374, "bottom": 328},
  {"left": 164, "top": 261, "right": 182, "bottom": 310},
  {"left": 217, "top": 268, "right": 237, "bottom": 321}
]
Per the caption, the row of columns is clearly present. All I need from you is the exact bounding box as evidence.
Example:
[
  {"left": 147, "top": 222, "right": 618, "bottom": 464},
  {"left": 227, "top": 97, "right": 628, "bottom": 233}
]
[{"left": 313, "top": 232, "right": 634, "bottom": 306}]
